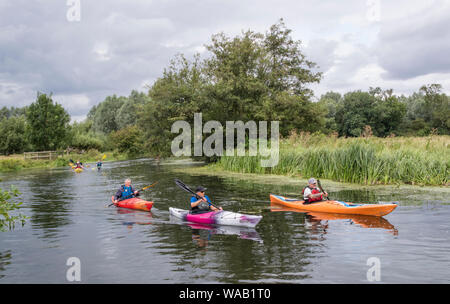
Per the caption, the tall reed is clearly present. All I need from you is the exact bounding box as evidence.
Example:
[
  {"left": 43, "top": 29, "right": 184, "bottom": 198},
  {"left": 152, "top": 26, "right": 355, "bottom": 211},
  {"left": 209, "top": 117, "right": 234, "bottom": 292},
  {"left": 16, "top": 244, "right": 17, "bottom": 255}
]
[{"left": 216, "top": 135, "right": 449, "bottom": 186}]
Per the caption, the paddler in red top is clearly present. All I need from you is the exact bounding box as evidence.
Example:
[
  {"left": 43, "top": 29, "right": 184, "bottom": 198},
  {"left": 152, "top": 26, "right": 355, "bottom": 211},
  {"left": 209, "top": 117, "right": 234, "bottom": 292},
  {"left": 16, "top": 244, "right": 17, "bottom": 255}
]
[
  {"left": 302, "top": 178, "right": 328, "bottom": 204},
  {"left": 74, "top": 160, "right": 84, "bottom": 169},
  {"left": 113, "top": 178, "right": 140, "bottom": 204}
]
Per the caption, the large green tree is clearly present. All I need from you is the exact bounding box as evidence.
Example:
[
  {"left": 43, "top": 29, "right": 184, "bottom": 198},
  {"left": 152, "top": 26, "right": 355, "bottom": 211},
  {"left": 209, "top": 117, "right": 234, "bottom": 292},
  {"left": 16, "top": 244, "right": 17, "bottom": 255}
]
[
  {"left": 0, "top": 115, "right": 29, "bottom": 155},
  {"left": 26, "top": 93, "right": 70, "bottom": 151},
  {"left": 203, "top": 19, "right": 323, "bottom": 134},
  {"left": 140, "top": 19, "right": 325, "bottom": 156}
]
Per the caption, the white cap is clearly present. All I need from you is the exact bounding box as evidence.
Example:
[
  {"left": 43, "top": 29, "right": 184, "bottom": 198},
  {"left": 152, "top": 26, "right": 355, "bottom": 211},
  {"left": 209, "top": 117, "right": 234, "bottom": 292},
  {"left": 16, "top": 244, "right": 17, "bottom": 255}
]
[{"left": 308, "top": 178, "right": 317, "bottom": 184}]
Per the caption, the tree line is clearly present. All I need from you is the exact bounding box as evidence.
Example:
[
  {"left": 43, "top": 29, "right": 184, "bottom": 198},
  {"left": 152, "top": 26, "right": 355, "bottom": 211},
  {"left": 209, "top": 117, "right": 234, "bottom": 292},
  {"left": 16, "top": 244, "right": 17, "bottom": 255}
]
[{"left": 1, "top": 20, "right": 448, "bottom": 156}]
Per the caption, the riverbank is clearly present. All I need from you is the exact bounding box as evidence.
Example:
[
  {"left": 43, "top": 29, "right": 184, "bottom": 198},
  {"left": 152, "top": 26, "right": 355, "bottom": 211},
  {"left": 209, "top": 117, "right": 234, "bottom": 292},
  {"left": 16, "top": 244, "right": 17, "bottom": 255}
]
[
  {"left": 0, "top": 150, "right": 145, "bottom": 173},
  {"left": 214, "top": 134, "right": 449, "bottom": 186},
  {"left": 173, "top": 164, "right": 450, "bottom": 205}
]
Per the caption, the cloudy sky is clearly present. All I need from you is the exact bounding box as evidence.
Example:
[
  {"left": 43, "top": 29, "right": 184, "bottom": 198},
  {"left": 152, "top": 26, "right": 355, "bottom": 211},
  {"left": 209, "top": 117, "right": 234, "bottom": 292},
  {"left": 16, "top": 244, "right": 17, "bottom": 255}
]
[{"left": 1, "top": 0, "right": 449, "bottom": 121}]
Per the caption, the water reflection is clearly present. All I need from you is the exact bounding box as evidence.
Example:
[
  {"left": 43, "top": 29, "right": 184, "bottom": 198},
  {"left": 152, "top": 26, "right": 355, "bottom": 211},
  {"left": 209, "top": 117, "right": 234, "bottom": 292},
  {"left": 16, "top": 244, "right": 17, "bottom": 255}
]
[
  {"left": 169, "top": 216, "right": 263, "bottom": 246},
  {"left": 115, "top": 208, "right": 154, "bottom": 230},
  {"left": 27, "top": 170, "right": 75, "bottom": 241},
  {"left": 0, "top": 250, "right": 12, "bottom": 279},
  {"left": 271, "top": 203, "right": 398, "bottom": 235}
]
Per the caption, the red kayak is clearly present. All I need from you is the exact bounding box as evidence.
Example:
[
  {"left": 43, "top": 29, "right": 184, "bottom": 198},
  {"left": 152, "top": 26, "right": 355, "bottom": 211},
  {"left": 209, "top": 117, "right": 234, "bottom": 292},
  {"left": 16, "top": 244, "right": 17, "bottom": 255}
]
[{"left": 110, "top": 196, "right": 153, "bottom": 212}]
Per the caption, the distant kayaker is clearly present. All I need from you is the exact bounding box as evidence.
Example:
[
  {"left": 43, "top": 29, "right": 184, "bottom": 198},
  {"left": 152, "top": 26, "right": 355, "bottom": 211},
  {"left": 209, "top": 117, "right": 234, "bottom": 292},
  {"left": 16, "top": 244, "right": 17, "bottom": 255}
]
[
  {"left": 113, "top": 179, "right": 140, "bottom": 203},
  {"left": 96, "top": 159, "right": 102, "bottom": 171},
  {"left": 190, "top": 186, "right": 222, "bottom": 214},
  {"left": 74, "top": 160, "right": 84, "bottom": 169},
  {"left": 303, "top": 178, "right": 328, "bottom": 204}
]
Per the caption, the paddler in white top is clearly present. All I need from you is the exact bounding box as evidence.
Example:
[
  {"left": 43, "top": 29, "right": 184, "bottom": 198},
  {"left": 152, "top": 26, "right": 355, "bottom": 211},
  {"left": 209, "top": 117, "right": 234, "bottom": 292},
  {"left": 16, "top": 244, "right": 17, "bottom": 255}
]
[{"left": 302, "top": 178, "right": 328, "bottom": 204}]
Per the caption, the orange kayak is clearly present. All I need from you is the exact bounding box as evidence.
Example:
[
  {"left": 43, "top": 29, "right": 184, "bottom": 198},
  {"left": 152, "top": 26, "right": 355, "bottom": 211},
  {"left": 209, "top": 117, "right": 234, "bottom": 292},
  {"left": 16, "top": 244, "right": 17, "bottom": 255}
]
[
  {"left": 271, "top": 204, "right": 397, "bottom": 232},
  {"left": 270, "top": 194, "right": 397, "bottom": 217},
  {"left": 110, "top": 196, "right": 153, "bottom": 212}
]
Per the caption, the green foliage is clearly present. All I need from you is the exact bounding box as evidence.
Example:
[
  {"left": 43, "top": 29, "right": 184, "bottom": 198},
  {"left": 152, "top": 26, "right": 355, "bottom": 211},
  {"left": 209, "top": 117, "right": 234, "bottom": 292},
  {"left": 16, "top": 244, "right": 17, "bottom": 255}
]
[
  {"left": 140, "top": 20, "right": 324, "bottom": 155},
  {"left": 332, "top": 89, "right": 406, "bottom": 137},
  {"left": 216, "top": 135, "right": 449, "bottom": 186},
  {"left": 116, "top": 90, "right": 149, "bottom": 130},
  {"left": 110, "top": 125, "right": 144, "bottom": 155},
  {"left": 26, "top": 93, "right": 70, "bottom": 151},
  {"left": 91, "top": 95, "right": 127, "bottom": 134},
  {"left": 0, "top": 115, "right": 29, "bottom": 155},
  {"left": 0, "top": 186, "right": 28, "bottom": 232}
]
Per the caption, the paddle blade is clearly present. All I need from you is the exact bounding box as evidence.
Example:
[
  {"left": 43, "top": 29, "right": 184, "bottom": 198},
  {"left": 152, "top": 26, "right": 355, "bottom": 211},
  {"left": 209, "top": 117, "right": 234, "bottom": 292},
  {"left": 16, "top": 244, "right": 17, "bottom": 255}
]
[{"left": 174, "top": 179, "right": 199, "bottom": 198}]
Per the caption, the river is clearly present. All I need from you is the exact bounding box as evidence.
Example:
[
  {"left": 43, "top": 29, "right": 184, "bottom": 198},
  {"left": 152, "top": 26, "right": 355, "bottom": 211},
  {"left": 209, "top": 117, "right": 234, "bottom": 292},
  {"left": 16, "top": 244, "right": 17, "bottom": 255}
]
[{"left": 0, "top": 158, "right": 449, "bottom": 283}]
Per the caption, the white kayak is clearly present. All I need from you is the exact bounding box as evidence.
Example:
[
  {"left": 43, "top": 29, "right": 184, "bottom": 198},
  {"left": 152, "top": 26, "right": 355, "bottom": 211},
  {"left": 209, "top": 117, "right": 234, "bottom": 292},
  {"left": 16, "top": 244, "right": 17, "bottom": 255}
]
[{"left": 169, "top": 207, "right": 262, "bottom": 228}]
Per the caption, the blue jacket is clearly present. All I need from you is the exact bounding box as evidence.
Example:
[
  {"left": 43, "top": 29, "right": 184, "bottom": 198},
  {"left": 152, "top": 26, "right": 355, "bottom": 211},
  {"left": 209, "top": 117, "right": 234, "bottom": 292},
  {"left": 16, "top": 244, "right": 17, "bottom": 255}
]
[{"left": 114, "top": 185, "right": 139, "bottom": 201}]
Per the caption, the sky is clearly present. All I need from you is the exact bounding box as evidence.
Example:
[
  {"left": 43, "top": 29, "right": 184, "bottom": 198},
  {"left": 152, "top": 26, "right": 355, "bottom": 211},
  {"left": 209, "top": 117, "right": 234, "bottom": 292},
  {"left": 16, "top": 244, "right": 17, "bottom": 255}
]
[{"left": 1, "top": 0, "right": 450, "bottom": 121}]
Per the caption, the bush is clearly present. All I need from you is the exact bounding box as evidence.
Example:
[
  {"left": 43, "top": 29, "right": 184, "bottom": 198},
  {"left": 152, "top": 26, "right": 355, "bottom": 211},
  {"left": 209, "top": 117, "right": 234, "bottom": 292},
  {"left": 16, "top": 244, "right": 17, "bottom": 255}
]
[
  {"left": 70, "top": 132, "right": 104, "bottom": 151},
  {"left": 110, "top": 125, "right": 144, "bottom": 155}
]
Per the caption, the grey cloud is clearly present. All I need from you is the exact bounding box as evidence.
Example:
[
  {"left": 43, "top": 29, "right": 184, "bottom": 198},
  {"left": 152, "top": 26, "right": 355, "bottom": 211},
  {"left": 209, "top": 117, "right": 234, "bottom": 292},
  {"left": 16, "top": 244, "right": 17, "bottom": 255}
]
[
  {"left": 375, "top": 2, "right": 450, "bottom": 79},
  {"left": 1, "top": 0, "right": 449, "bottom": 118}
]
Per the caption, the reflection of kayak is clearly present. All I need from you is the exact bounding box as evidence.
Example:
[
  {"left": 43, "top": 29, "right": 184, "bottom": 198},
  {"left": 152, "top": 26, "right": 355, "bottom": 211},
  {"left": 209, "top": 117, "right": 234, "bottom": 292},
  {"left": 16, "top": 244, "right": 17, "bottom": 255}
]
[
  {"left": 270, "top": 194, "right": 397, "bottom": 217},
  {"left": 169, "top": 207, "right": 262, "bottom": 228},
  {"left": 74, "top": 168, "right": 83, "bottom": 173},
  {"left": 271, "top": 204, "right": 396, "bottom": 230},
  {"left": 111, "top": 196, "right": 153, "bottom": 212},
  {"left": 170, "top": 216, "right": 263, "bottom": 242}
]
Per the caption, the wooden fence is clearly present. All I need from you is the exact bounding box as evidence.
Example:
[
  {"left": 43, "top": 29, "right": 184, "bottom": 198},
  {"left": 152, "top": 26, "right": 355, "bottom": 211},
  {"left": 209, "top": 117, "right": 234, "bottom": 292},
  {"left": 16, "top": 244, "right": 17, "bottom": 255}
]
[{"left": 23, "top": 150, "right": 67, "bottom": 160}]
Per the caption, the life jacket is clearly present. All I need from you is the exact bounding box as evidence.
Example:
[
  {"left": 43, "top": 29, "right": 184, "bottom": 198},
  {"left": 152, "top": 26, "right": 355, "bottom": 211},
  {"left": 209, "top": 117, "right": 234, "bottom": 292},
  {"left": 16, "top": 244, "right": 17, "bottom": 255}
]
[
  {"left": 121, "top": 185, "right": 134, "bottom": 199},
  {"left": 302, "top": 186, "right": 322, "bottom": 203},
  {"left": 75, "top": 163, "right": 82, "bottom": 169},
  {"left": 191, "top": 196, "right": 211, "bottom": 213}
]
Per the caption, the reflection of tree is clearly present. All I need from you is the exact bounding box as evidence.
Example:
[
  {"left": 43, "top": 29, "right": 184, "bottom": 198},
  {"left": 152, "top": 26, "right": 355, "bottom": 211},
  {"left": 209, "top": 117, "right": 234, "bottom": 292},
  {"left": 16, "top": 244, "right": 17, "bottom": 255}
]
[
  {"left": 0, "top": 250, "right": 12, "bottom": 279},
  {"left": 27, "top": 171, "right": 75, "bottom": 240},
  {"left": 148, "top": 173, "right": 318, "bottom": 283}
]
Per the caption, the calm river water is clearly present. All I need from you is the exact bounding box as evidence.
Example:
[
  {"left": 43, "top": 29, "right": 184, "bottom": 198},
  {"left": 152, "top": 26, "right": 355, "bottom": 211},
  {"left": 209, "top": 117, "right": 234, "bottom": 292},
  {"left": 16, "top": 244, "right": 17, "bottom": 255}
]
[{"left": 0, "top": 158, "right": 449, "bottom": 283}]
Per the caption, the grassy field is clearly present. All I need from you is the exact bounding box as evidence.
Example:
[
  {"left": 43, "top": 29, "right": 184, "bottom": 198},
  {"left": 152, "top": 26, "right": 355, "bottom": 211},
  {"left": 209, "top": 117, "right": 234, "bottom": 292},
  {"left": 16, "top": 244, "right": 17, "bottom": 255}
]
[{"left": 215, "top": 134, "right": 449, "bottom": 186}]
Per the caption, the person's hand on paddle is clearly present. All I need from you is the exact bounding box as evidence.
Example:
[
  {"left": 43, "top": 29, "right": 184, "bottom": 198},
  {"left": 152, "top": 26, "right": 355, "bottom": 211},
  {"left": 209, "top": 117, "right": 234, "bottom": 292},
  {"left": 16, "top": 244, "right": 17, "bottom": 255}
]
[
  {"left": 211, "top": 205, "right": 223, "bottom": 211},
  {"left": 323, "top": 191, "right": 328, "bottom": 198}
]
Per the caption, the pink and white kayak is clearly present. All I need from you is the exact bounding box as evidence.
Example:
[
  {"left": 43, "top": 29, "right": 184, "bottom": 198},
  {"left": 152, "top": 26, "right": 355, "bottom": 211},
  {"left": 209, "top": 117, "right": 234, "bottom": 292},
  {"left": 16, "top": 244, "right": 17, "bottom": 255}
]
[{"left": 169, "top": 207, "right": 262, "bottom": 228}]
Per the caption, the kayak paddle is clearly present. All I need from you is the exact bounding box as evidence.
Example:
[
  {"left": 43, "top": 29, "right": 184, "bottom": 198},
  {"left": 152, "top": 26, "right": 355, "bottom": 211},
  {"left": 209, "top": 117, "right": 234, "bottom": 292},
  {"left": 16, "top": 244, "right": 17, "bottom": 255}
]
[
  {"left": 317, "top": 179, "right": 330, "bottom": 200},
  {"left": 174, "top": 179, "right": 221, "bottom": 210},
  {"left": 108, "top": 182, "right": 158, "bottom": 207}
]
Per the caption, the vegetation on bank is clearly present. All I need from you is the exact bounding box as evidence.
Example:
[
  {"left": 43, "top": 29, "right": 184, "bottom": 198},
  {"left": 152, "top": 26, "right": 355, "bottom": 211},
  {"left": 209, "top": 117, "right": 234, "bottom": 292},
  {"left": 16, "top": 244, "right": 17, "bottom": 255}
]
[
  {"left": 0, "top": 186, "right": 28, "bottom": 231},
  {"left": 0, "top": 20, "right": 449, "bottom": 182},
  {"left": 0, "top": 150, "right": 137, "bottom": 172},
  {"left": 215, "top": 134, "right": 449, "bottom": 186}
]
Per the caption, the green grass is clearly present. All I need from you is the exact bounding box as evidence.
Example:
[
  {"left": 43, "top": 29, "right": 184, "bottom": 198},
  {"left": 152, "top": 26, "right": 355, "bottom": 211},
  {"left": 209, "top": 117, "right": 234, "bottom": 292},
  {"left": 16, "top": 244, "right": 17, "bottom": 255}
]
[{"left": 215, "top": 134, "right": 449, "bottom": 186}]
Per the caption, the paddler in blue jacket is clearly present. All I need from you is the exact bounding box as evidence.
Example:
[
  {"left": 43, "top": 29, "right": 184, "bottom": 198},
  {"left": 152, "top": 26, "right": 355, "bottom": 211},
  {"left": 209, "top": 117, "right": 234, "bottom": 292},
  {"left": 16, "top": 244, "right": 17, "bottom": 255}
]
[
  {"left": 190, "top": 186, "right": 222, "bottom": 214},
  {"left": 113, "top": 179, "right": 139, "bottom": 204}
]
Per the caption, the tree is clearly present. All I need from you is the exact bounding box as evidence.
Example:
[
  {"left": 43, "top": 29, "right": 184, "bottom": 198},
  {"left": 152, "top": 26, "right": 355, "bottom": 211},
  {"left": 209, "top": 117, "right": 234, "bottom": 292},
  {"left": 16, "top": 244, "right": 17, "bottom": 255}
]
[
  {"left": 203, "top": 19, "right": 323, "bottom": 135},
  {"left": 318, "top": 91, "right": 343, "bottom": 133},
  {"left": 335, "top": 91, "right": 377, "bottom": 137},
  {"left": 91, "top": 95, "right": 127, "bottom": 134},
  {"left": 110, "top": 125, "right": 144, "bottom": 155},
  {"left": 140, "top": 54, "right": 206, "bottom": 156},
  {"left": 26, "top": 93, "right": 70, "bottom": 151},
  {"left": 419, "top": 84, "right": 449, "bottom": 134},
  {"left": 0, "top": 115, "right": 29, "bottom": 155},
  {"left": 369, "top": 87, "right": 406, "bottom": 136},
  {"left": 116, "top": 90, "right": 150, "bottom": 130}
]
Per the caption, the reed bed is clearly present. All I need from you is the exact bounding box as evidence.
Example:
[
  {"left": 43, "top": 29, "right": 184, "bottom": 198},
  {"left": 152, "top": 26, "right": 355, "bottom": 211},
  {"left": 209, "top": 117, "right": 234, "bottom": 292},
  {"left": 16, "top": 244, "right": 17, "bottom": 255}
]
[{"left": 216, "top": 135, "right": 449, "bottom": 186}]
